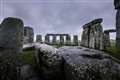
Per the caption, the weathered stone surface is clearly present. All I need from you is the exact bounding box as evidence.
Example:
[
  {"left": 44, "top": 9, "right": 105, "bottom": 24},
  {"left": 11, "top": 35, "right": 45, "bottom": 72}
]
[
  {"left": 114, "top": 0, "right": 120, "bottom": 9},
  {"left": 58, "top": 46, "right": 120, "bottom": 80},
  {"left": 103, "top": 32, "right": 110, "bottom": 48},
  {"left": 60, "top": 35, "right": 64, "bottom": 45},
  {"left": 23, "top": 43, "right": 120, "bottom": 80},
  {"left": 81, "top": 18, "right": 104, "bottom": 50},
  {"left": 103, "top": 29, "right": 116, "bottom": 48},
  {"left": 116, "top": 9, "right": 120, "bottom": 52},
  {"left": 0, "top": 17, "right": 23, "bottom": 52},
  {"left": 0, "top": 17, "right": 23, "bottom": 80},
  {"left": 66, "top": 35, "right": 71, "bottom": 45},
  {"left": 24, "top": 26, "right": 34, "bottom": 44},
  {"left": 83, "top": 18, "right": 103, "bottom": 29},
  {"left": 20, "top": 65, "right": 41, "bottom": 80},
  {"left": 45, "top": 35, "right": 50, "bottom": 44},
  {"left": 73, "top": 35, "right": 79, "bottom": 46},
  {"left": 35, "top": 44, "right": 63, "bottom": 80},
  {"left": 36, "top": 35, "right": 42, "bottom": 43},
  {"left": 52, "top": 35, "right": 57, "bottom": 44},
  {"left": 81, "top": 27, "right": 89, "bottom": 47}
]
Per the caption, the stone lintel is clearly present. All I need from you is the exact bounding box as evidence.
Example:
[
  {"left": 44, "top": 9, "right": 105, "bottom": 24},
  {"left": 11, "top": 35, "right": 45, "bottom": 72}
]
[
  {"left": 104, "top": 29, "right": 116, "bottom": 33},
  {"left": 83, "top": 18, "right": 103, "bottom": 29}
]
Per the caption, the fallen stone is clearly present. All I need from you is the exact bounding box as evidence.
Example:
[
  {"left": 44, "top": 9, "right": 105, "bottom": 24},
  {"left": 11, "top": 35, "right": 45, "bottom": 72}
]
[
  {"left": 35, "top": 44, "right": 63, "bottom": 80},
  {"left": 36, "top": 35, "right": 42, "bottom": 43},
  {"left": 24, "top": 43, "right": 120, "bottom": 80},
  {"left": 20, "top": 64, "right": 41, "bottom": 80},
  {"left": 58, "top": 46, "right": 120, "bottom": 80},
  {"left": 116, "top": 9, "right": 120, "bottom": 52},
  {"left": 73, "top": 35, "right": 79, "bottom": 46},
  {"left": 83, "top": 18, "right": 103, "bottom": 29},
  {"left": 104, "top": 29, "right": 116, "bottom": 48}
]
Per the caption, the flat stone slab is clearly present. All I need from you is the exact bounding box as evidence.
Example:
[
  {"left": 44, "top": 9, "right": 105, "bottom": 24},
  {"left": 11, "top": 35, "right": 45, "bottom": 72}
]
[
  {"left": 58, "top": 46, "right": 120, "bottom": 80},
  {"left": 23, "top": 43, "right": 120, "bottom": 80}
]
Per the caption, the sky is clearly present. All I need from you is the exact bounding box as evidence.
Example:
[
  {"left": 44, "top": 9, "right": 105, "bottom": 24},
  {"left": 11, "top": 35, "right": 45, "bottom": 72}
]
[{"left": 0, "top": 0, "right": 116, "bottom": 40}]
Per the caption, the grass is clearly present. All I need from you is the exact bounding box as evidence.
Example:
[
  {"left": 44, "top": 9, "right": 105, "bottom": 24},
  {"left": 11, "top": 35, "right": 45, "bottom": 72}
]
[
  {"left": 19, "top": 49, "right": 36, "bottom": 65},
  {"left": 104, "top": 43, "right": 120, "bottom": 60}
]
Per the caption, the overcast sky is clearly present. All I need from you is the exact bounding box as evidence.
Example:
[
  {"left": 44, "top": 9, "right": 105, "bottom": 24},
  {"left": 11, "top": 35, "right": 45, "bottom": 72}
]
[{"left": 0, "top": 0, "right": 116, "bottom": 40}]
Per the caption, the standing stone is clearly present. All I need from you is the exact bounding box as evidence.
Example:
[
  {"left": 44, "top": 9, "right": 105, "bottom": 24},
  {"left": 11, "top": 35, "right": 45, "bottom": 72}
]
[
  {"left": 0, "top": 17, "right": 23, "bottom": 52},
  {"left": 0, "top": 17, "right": 23, "bottom": 80},
  {"left": 66, "top": 35, "right": 71, "bottom": 45},
  {"left": 24, "top": 26, "right": 34, "bottom": 44},
  {"left": 52, "top": 35, "right": 57, "bottom": 44},
  {"left": 60, "top": 35, "right": 64, "bottom": 45},
  {"left": 45, "top": 34, "right": 50, "bottom": 44},
  {"left": 81, "top": 27, "right": 89, "bottom": 47},
  {"left": 36, "top": 34, "right": 42, "bottom": 43},
  {"left": 114, "top": 0, "right": 120, "bottom": 52},
  {"left": 81, "top": 18, "right": 104, "bottom": 50},
  {"left": 93, "top": 21, "right": 103, "bottom": 50},
  {"left": 104, "top": 31, "right": 110, "bottom": 48},
  {"left": 73, "top": 35, "right": 78, "bottom": 46}
]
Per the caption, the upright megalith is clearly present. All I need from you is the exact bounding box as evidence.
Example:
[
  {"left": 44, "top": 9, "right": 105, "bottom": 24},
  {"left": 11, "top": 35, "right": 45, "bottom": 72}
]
[
  {"left": 0, "top": 17, "right": 23, "bottom": 52},
  {"left": 66, "top": 34, "right": 71, "bottom": 45},
  {"left": 0, "top": 17, "right": 23, "bottom": 80},
  {"left": 34, "top": 43, "right": 120, "bottom": 80},
  {"left": 73, "top": 35, "right": 79, "bottom": 46},
  {"left": 81, "top": 18, "right": 104, "bottom": 50},
  {"left": 45, "top": 34, "right": 50, "bottom": 44},
  {"left": 36, "top": 34, "right": 42, "bottom": 43},
  {"left": 114, "top": 0, "right": 120, "bottom": 52},
  {"left": 35, "top": 44, "right": 63, "bottom": 80},
  {"left": 60, "top": 35, "right": 64, "bottom": 45},
  {"left": 24, "top": 26, "right": 34, "bottom": 44},
  {"left": 52, "top": 35, "right": 57, "bottom": 44},
  {"left": 104, "top": 31, "right": 110, "bottom": 48}
]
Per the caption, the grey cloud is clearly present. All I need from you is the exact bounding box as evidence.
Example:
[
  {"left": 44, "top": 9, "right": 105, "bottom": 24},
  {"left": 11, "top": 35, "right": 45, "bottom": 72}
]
[{"left": 0, "top": 0, "right": 116, "bottom": 39}]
